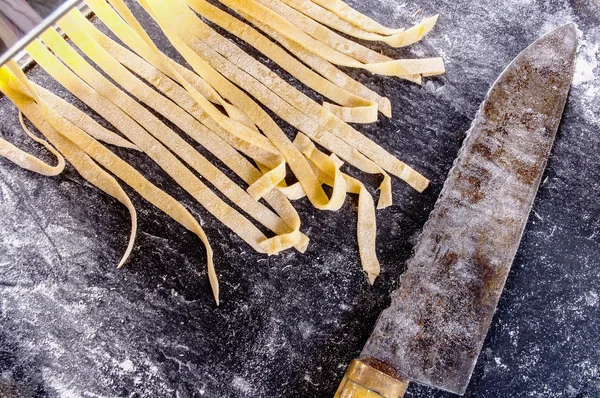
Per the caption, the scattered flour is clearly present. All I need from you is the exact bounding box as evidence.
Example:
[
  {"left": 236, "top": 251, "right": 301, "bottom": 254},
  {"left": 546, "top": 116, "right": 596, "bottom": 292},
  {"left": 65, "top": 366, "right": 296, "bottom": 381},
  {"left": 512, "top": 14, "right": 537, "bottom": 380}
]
[
  {"left": 494, "top": 356, "right": 509, "bottom": 370},
  {"left": 572, "top": 31, "right": 600, "bottom": 126},
  {"left": 584, "top": 291, "right": 599, "bottom": 307},
  {"left": 232, "top": 376, "right": 253, "bottom": 395},
  {"left": 119, "top": 359, "right": 135, "bottom": 372},
  {"left": 573, "top": 40, "right": 599, "bottom": 86}
]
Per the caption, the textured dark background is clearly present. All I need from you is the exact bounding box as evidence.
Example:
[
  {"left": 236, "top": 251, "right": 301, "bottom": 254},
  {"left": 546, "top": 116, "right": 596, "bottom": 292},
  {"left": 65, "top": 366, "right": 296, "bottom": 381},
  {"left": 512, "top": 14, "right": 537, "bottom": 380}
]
[
  {"left": 28, "top": 0, "right": 66, "bottom": 19},
  {"left": 0, "top": 0, "right": 599, "bottom": 397}
]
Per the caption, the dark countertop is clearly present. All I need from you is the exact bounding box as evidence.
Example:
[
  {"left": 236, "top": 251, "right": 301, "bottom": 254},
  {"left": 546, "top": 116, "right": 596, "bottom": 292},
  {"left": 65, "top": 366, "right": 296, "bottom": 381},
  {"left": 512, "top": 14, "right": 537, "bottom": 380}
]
[{"left": 0, "top": 0, "right": 599, "bottom": 397}]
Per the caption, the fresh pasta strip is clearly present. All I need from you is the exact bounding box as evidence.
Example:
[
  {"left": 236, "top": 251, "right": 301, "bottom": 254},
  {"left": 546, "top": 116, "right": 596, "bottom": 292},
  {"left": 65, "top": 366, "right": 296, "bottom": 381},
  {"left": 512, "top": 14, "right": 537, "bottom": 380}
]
[
  {"left": 277, "top": 182, "right": 307, "bottom": 201},
  {"left": 141, "top": 0, "right": 426, "bottom": 198},
  {"left": 242, "top": 15, "right": 401, "bottom": 113},
  {"left": 123, "top": 0, "right": 347, "bottom": 212},
  {"left": 293, "top": 133, "right": 380, "bottom": 283},
  {"left": 57, "top": 12, "right": 303, "bottom": 254},
  {"left": 87, "top": 0, "right": 288, "bottom": 198},
  {"left": 280, "top": 0, "right": 437, "bottom": 47},
  {"left": 280, "top": 0, "right": 438, "bottom": 47},
  {"left": 0, "top": 134, "right": 64, "bottom": 177},
  {"left": 74, "top": 18, "right": 307, "bottom": 252},
  {"left": 16, "top": 103, "right": 137, "bottom": 270},
  {"left": 184, "top": 0, "right": 380, "bottom": 123},
  {"left": 0, "top": 65, "right": 218, "bottom": 303},
  {"left": 217, "top": 0, "right": 445, "bottom": 78},
  {"left": 0, "top": 108, "right": 65, "bottom": 177},
  {"left": 309, "top": 0, "right": 403, "bottom": 36},
  {"left": 34, "top": 84, "right": 139, "bottom": 151},
  {"left": 290, "top": 133, "right": 347, "bottom": 210},
  {"left": 252, "top": 0, "right": 404, "bottom": 64},
  {"left": 321, "top": 102, "right": 376, "bottom": 124},
  {"left": 25, "top": 37, "right": 278, "bottom": 256}
]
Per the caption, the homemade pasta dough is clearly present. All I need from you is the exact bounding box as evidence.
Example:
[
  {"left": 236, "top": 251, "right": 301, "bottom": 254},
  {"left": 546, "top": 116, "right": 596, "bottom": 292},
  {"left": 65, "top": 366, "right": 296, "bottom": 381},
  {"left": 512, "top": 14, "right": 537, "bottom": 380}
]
[{"left": 0, "top": 0, "right": 444, "bottom": 303}]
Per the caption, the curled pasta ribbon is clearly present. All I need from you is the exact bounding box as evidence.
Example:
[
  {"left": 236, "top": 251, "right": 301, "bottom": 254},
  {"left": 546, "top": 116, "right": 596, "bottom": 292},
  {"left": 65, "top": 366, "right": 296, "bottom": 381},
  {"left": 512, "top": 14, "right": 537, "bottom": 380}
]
[
  {"left": 293, "top": 133, "right": 347, "bottom": 211},
  {"left": 218, "top": 0, "right": 445, "bottom": 78},
  {"left": 184, "top": 0, "right": 380, "bottom": 123},
  {"left": 309, "top": 0, "right": 404, "bottom": 36},
  {"left": 289, "top": 133, "right": 380, "bottom": 283},
  {"left": 280, "top": 0, "right": 437, "bottom": 47},
  {"left": 0, "top": 125, "right": 65, "bottom": 177}
]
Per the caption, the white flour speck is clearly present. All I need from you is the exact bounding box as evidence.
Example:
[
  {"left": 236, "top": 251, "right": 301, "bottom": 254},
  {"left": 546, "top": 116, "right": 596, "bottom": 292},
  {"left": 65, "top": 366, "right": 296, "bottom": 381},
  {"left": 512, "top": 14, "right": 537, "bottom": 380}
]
[
  {"left": 119, "top": 359, "right": 135, "bottom": 372},
  {"left": 232, "top": 376, "right": 253, "bottom": 394},
  {"left": 584, "top": 291, "right": 598, "bottom": 307},
  {"left": 573, "top": 40, "right": 599, "bottom": 86},
  {"left": 572, "top": 30, "right": 600, "bottom": 127}
]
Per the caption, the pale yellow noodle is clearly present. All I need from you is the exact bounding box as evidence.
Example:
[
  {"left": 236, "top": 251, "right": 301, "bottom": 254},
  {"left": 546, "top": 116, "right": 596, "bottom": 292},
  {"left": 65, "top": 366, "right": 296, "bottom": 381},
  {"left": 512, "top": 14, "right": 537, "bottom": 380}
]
[
  {"left": 280, "top": 0, "right": 438, "bottom": 47},
  {"left": 0, "top": 124, "right": 65, "bottom": 177},
  {"left": 309, "top": 0, "right": 403, "bottom": 35},
  {"left": 292, "top": 133, "right": 380, "bottom": 283}
]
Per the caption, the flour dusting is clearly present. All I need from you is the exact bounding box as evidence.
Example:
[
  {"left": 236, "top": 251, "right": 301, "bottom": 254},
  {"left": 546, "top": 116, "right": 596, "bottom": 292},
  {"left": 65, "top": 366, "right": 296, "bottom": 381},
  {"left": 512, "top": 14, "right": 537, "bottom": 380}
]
[{"left": 573, "top": 40, "right": 599, "bottom": 86}]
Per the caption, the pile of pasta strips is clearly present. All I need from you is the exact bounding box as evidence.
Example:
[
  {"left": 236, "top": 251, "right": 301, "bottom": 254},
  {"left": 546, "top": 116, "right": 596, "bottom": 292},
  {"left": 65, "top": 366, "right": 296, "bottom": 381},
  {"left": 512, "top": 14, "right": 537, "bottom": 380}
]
[{"left": 0, "top": 0, "right": 444, "bottom": 303}]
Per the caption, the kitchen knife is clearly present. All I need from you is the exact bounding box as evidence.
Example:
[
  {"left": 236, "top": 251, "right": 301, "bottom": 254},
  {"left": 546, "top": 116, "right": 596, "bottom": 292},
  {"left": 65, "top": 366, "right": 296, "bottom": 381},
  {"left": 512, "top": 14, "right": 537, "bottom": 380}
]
[{"left": 335, "top": 23, "right": 578, "bottom": 397}]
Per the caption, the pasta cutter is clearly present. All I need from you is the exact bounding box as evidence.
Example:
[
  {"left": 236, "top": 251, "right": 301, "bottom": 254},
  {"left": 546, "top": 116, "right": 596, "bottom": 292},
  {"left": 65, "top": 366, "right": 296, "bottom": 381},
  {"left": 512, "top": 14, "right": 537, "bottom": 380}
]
[{"left": 0, "top": 0, "right": 85, "bottom": 68}]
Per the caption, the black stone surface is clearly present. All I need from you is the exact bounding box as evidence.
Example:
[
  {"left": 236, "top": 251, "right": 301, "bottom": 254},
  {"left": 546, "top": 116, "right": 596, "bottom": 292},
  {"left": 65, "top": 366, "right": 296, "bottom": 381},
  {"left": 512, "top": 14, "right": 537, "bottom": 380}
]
[
  {"left": 27, "top": 0, "right": 67, "bottom": 19},
  {"left": 0, "top": 0, "right": 598, "bottom": 397}
]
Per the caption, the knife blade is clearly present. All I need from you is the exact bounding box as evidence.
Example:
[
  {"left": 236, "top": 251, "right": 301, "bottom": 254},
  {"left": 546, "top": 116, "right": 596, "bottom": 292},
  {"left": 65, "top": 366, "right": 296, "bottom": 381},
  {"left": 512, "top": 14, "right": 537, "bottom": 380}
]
[{"left": 335, "top": 23, "right": 578, "bottom": 397}]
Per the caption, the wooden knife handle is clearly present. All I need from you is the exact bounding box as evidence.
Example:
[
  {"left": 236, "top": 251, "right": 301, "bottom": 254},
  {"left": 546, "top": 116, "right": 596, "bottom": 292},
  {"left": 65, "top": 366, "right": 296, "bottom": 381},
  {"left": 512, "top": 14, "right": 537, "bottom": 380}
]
[{"left": 334, "top": 359, "right": 409, "bottom": 398}]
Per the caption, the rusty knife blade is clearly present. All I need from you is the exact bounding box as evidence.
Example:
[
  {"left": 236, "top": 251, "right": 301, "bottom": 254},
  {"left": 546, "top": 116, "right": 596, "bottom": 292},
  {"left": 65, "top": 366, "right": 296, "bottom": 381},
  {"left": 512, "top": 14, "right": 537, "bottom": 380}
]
[{"left": 360, "top": 24, "right": 578, "bottom": 395}]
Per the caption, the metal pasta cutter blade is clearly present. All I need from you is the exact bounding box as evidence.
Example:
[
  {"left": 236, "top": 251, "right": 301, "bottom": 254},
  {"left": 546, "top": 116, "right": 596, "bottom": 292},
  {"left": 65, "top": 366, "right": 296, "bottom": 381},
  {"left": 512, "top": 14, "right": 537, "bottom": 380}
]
[
  {"left": 0, "top": 0, "right": 83, "bottom": 68},
  {"left": 336, "top": 23, "right": 577, "bottom": 397}
]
